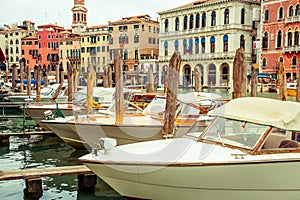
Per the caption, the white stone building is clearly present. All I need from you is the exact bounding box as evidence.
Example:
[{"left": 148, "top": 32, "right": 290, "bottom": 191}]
[{"left": 158, "top": 0, "right": 261, "bottom": 88}]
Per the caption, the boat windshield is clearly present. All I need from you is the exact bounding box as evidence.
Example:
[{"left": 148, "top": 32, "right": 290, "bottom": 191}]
[{"left": 200, "top": 117, "right": 269, "bottom": 150}]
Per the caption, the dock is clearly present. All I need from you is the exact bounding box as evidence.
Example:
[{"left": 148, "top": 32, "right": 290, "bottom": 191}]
[
  {"left": 0, "top": 165, "right": 96, "bottom": 199},
  {"left": 0, "top": 165, "right": 92, "bottom": 181}
]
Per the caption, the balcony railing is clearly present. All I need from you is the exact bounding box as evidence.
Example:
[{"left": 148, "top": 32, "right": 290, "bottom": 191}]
[
  {"left": 283, "top": 45, "right": 300, "bottom": 53},
  {"left": 285, "top": 16, "right": 300, "bottom": 24}
]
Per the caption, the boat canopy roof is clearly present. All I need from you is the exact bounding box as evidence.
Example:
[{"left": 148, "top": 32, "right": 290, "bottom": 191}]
[{"left": 208, "top": 97, "right": 300, "bottom": 131}]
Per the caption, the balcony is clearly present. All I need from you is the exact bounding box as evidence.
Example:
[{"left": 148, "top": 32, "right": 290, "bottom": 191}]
[
  {"left": 283, "top": 45, "right": 300, "bottom": 53},
  {"left": 285, "top": 16, "right": 300, "bottom": 24}
]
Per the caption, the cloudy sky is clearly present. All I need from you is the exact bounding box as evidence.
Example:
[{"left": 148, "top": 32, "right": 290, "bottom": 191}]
[{"left": 0, "top": 0, "right": 193, "bottom": 28}]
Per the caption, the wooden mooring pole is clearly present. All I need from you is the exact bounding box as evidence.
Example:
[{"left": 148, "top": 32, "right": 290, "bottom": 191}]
[
  {"left": 162, "top": 52, "right": 181, "bottom": 138},
  {"left": 232, "top": 48, "right": 247, "bottom": 99},
  {"left": 278, "top": 61, "right": 287, "bottom": 101},
  {"left": 114, "top": 55, "right": 124, "bottom": 125}
]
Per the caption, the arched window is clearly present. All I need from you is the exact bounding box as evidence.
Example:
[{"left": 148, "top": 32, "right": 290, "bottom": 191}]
[
  {"left": 174, "top": 40, "right": 179, "bottom": 52},
  {"left": 240, "top": 35, "right": 245, "bottom": 49},
  {"left": 164, "top": 19, "right": 169, "bottom": 32},
  {"left": 264, "top": 10, "right": 269, "bottom": 21},
  {"left": 164, "top": 41, "right": 168, "bottom": 56},
  {"left": 262, "top": 58, "right": 267, "bottom": 67},
  {"left": 288, "top": 31, "right": 293, "bottom": 46},
  {"left": 135, "top": 49, "right": 139, "bottom": 60},
  {"left": 262, "top": 32, "right": 269, "bottom": 48},
  {"left": 202, "top": 12, "right": 206, "bottom": 27},
  {"left": 189, "top": 15, "right": 194, "bottom": 29},
  {"left": 10, "top": 40, "right": 13, "bottom": 45},
  {"left": 211, "top": 11, "right": 216, "bottom": 26},
  {"left": 292, "top": 56, "right": 297, "bottom": 66},
  {"left": 210, "top": 36, "right": 215, "bottom": 53},
  {"left": 223, "top": 34, "right": 228, "bottom": 52},
  {"left": 175, "top": 17, "right": 179, "bottom": 31},
  {"left": 296, "top": 4, "right": 300, "bottom": 16},
  {"left": 134, "top": 34, "right": 139, "bottom": 43},
  {"left": 195, "top": 37, "right": 199, "bottom": 54},
  {"left": 183, "top": 16, "right": 188, "bottom": 30},
  {"left": 16, "top": 47, "right": 19, "bottom": 54},
  {"left": 224, "top": 9, "right": 229, "bottom": 25},
  {"left": 73, "top": 13, "right": 76, "bottom": 21},
  {"left": 277, "top": 30, "right": 282, "bottom": 48},
  {"left": 278, "top": 7, "right": 284, "bottom": 19},
  {"left": 294, "top": 30, "right": 299, "bottom": 45},
  {"left": 124, "top": 50, "right": 128, "bottom": 61},
  {"left": 279, "top": 57, "right": 284, "bottom": 63},
  {"left": 183, "top": 39, "right": 187, "bottom": 54},
  {"left": 187, "top": 38, "right": 193, "bottom": 54},
  {"left": 195, "top": 14, "right": 200, "bottom": 28},
  {"left": 289, "top": 5, "right": 294, "bottom": 17},
  {"left": 15, "top": 39, "right": 19, "bottom": 45},
  {"left": 241, "top": 8, "right": 245, "bottom": 24},
  {"left": 201, "top": 37, "right": 205, "bottom": 53}
]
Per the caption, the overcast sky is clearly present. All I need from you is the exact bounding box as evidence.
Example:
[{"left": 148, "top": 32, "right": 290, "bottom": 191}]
[{"left": 0, "top": 0, "right": 193, "bottom": 28}]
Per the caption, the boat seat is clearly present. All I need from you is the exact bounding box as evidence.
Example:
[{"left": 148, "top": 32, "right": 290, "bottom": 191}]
[{"left": 279, "top": 140, "right": 300, "bottom": 148}]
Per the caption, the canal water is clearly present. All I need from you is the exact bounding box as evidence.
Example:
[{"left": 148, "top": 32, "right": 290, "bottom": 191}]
[{"left": 0, "top": 89, "right": 296, "bottom": 200}]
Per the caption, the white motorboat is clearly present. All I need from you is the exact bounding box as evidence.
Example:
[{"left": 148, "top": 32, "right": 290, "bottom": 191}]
[
  {"left": 7, "top": 83, "right": 69, "bottom": 104},
  {"left": 79, "top": 97, "right": 300, "bottom": 200},
  {"left": 69, "top": 92, "right": 222, "bottom": 149},
  {"left": 24, "top": 87, "right": 116, "bottom": 130}
]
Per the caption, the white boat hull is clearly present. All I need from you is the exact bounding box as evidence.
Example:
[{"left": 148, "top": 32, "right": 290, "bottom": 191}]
[
  {"left": 25, "top": 104, "right": 74, "bottom": 130},
  {"left": 42, "top": 118, "right": 87, "bottom": 149},
  {"left": 68, "top": 117, "right": 196, "bottom": 148},
  {"left": 83, "top": 161, "right": 300, "bottom": 200}
]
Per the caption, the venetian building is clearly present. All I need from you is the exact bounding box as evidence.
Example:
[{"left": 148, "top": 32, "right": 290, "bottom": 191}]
[
  {"left": 261, "top": 0, "right": 300, "bottom": 82},
  {"left": 59, "top": 31, "right": 81, "bottom": 73},
  {"left": 158, "top": 0, "right": 260, "bottom": 88},
  {"left": 107, "top": 15, "right": 159, "bottom": 85},
  {"left": 72, "top": 0, "right": 88, "bottom": 34},
  {"left": 80, "top": 25, "right": 110, "bottom": 82},
  {"left": 3, "top": 20, "right": 36, "bottom": 78}
]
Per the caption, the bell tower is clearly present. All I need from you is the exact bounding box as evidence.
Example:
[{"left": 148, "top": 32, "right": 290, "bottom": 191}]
[{"left": 72, "top": 0, "right": 87, "bottom": 33}]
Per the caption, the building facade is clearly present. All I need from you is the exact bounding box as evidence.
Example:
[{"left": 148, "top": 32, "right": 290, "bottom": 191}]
[
  {"left": 21, "top": 34, "right": 38, "bottom": 71},
  {"left": 261, "top": 0, "right": 300, "bottom": 82},
  {"left": 37, "top": 23, "right": 65, "bottom": 72},
  {"left": 80, "top": 25, "right": 110, "bottom": 75},
  {"left": 158, "top": 0, "right": 260, "bottom": 88},
  {"left": 107, "top": 15, "right": 160, "bottom": 85},
  {"left": 59, "top": 31, "right": 81, "bottom": 73}
]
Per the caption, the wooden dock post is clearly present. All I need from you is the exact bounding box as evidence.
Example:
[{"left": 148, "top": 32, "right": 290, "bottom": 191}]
[
  {"left": 0, "top": 135, "right": 10, "bottom": 146},
  {"left": 163, "top": 52, "right": 181, "bottom": 138},
  {"left": 23, "top": 178, "right": 43, "bottom": 199},
  {"left": 20, "top": 58, "right": 25, "bottom": 93},
  {"left": 67, "top": 62, "right": 73, "bottom": 102},
  {"left": 232, "top": 48, "right": 247, "bottom": 99},
  {"left": 27, "top": 66, "right": 31, "bottom": 96},
  {"left": 278, "top": 61, "right": 287, "bottom": 101},
  {"left": 11, "top": 64, "right": 17, "bottom": 90},
  {"left": 78, "top": 174, "right": 97, "bottom": 192},
  {"left": 146, "top": 67, "right": 154, "bottom": 93},
  {"left": 56, "top": 63, "right": 60, "bottom": 84},
  {"left": 36, "top": 65, "right": 41, "bottom": 102},
  {"left": 43, "top": 64, "right": 48, "bottom": 88},
  {"left": 86, "top": 64, "right": 96, "bottom": 115},
  {"left": 250, "top": 64, "right": 259, "bottom": 97},
  {"left": 114, "top": 55, "right": 124, "bottom": 125},
  {"left": 194, "top": 65, "right": 202, "bottom": 92}
]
